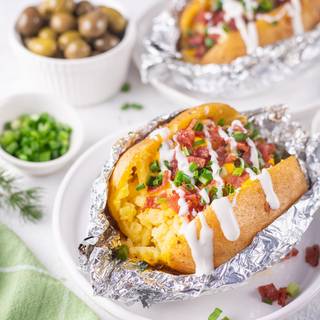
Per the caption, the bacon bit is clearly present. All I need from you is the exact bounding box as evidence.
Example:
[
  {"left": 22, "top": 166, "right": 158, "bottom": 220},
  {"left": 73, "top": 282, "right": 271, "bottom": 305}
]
[
  {"left": 207, "top": 33, "right": 220, "bottom": 42},
  {"left": 185, "top": 193, "right": 204, "bottom": 212},
  {"left": 208, "top": 126, "right": 225, "bottom": 150},
  {"left": 277, "top": 288, "right": 288, "bottom": 307},
  {"left": 176, "top": 129, "right": 195, "bottom": 148},
  {"left": 216, "top": 146, "right": 227, "bottom": 166},
  {"left": 170, "top": 158, "right": 178, "bottom": 178},
  {"left": 194, "top": 10, "right": 209, "bottom": 23},
  {"left": 224, "top": 153, "right": 237, "bottom": 163},
  {"left": 144, "top": 197, "right": 159, "bottom": 209},
  {"left": 228, "top": 18, "right": 237, "bottom": 31},
  {"left": 224, "top": 171, "right": 249, "bottom": 188},
  {"left": 195, "top": 45, "right": 206, "bottom": 58},
  {"left": 187, "top": 34, "right": 204, "bottom": 47},
  {"left": 242, "top": 149, "right": 251, "bottom": 165},
  {"left": 168, "top": 191, "right": 180, "bottom": 213},
  {"left": 188, "top": 156, "right": 206, "bottom": 168},
  {"left": 192, "top": 146, "right": 210, "bottom": 159},
  {"left": 258, "top": 284, "right": 279, "bottom": 302},
  {"left": 284, "top": 247, "right": 299, "bottom": 260},
  {"left": 305, "top": 244, "right": 320, "bottom": 267},
  {"left": 257, "top": 143, "right": 276, "bottom": 162},
  {"left": 212, "top": 10, "right": 224, "bottom": 25},
  {"left": 237, "top": 142, "right": 249, "bottom": 153}
]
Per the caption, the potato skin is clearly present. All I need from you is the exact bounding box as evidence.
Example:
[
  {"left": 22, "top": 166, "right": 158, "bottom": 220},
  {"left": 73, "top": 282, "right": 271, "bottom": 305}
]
[
  {"left": 180, "top": 0, "right": 320, "bottom": 64},
  {"left": 108, "top": 103, "right": 308, "bottom": 274}
]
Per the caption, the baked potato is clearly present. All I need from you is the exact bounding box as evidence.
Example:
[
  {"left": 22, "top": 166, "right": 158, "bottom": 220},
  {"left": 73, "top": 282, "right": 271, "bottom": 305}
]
[
  {"left": 179, "top": 0, "right": 320, "bottom": 64},
  {"left": 108, "top": 103, "right": 308, "bottom": 275}
]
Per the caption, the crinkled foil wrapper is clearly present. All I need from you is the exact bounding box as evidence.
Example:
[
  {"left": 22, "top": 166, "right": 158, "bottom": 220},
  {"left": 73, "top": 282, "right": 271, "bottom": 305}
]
[
  {"left": 139, "top": 0, "right": 320, "bottom": 97},
  {"left": 79, "top": 105, "right": 320, "bottom": 307}
]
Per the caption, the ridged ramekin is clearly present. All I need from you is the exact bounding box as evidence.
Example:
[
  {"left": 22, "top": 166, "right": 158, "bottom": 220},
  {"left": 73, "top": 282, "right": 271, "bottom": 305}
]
[{"left": 10, "top": 6, "right": 136, "bottom": 107}]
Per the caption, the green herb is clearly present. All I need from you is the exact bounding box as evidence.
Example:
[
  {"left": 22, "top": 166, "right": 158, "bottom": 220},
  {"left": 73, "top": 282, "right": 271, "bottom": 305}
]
[
  {"left": 121, "top": 82, "right": 131, "bottom": 92},
  {"left": 147, "top": 174, "right": 163, "bottom": 187},
  {"left": 182, "top": 146, "right": 191, "bottom": 156},
  {"left": 208, "top": 186, "right": 218, "bottom": 200},
  {"left": 174, "top": 171, "right": 191, "bottom": 187},
  {"left": 185, "top": 183, "right": 195, "bottom": 191},
  {"left": 222, "top": 23, "right": 230, "bottom": 33},
  {"left": 223, "top": 184, "right": 235, "bottom": 196},
  {"left": 0, "top": 169, "right": 42, "bottom": 221},
  {"left": 214, "top": 0, "right": 223, "bottom": 10},
  {"left": 232, "top": 132, "right": 247, "bottom": 142},
  {"left": 136, "top": 183, "right": 146, "bottom": 191},
  {"left": 208, "top": 307, "right": 223, "bottom": 320},
  {"left": 257, "top": 0, "right": 274, "bottom": 12},
  {"left": 164, "top": 160, "right": 171, "bottom": 170},
  {"left": 252, "top": 166, "right": 260, "bottom": 174},
  {"left": 199, "top": 168, "right": 213, "bottom": 185},
  {"left": 232, "top": 167, "right": 244, "bottom": 176},
  {"left": 193, "top": 121, "right": 204, "bottom": 131},
  {"left": 250, "top": 128, "right": 261, "bottom": 140},
  {"left": 204, "top": 37, "right": 215, "bottom": 48},
  {"left": 222, "top": 317, "right": 230, "bottom": 320},
  {"left": 115, "top": 244, "right": 129, "bottom": 261},
  {"left": 150, "top": 160, "right": 160, "bottom": 173},
  {"left": 121, "top": 103, "right": 144, "bottom": 111},
  {"left": 262, "top": 298, "right": 273, "bottom": 305},
  {"left": 189, "top": 162, "right": 198, "bottom": 172},
  {"left": 217, "top": 118, "right": 225, "bottom": 126},
  {"left": 0, "top": 113, "right": 72, "bottom": 162},
  {"left": 287, "top": 282, "right": 300, "bottom": 298},
  {"left": 193, "top": 139, "right": 205, "bottom": 147},
  {"left": 137, "top": 261, "right": 149, "bottom": 271}
]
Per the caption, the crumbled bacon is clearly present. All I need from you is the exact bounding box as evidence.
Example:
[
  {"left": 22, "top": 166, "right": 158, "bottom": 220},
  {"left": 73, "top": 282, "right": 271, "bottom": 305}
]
[
  {"left": 168, "top": 191, "right": 180, "bottom": 213},
  {"left": 216, "top": 146, "right": 227, "bottom": 166},
  {"left": 224, "top": 171, "right": 249, "bottom": 188},
  {"left": 188, "top": 156, "right": 206, "bottom": 168},
  {"left": 284, "top": 247, "right": 299, "bottom": 260},
  {"left": 170, "top": 158, "right": 178, "bottom": 178},
  {"left": 305, "top": 244, "right": 320, "bottom": 267},
  {"left": 185, "top": 192, "right": 204, "bottom": 212},
  {"left": 208, "top": 126, "right": 225, "bottom": 150},
  {"left": 194, "top": 10, "right": 209, "bottom": 23},
  {"left": 237, "top": 142, "right": 250, "bottom": 153},
  {"left": 192, "top": 146, "right": 210, "bottom": 159},
  {"left": 257, "top": 143, "right": 276, "bottom": 162},
  {"left": 212, "top": 10, "right": 224, "bottom": 25},
  {"left": 258, "top": 283, "right": 279, "bottom": 302},
  {"left": 228, "top": 18, "right": 237, "bottom": 31},
  {"left": 144, "top": 197, "right": 159, "bottom": 209},
  {"left": 187, "top": 34, "right": 204, "bottom": 47},
  {"left": 176, "top": 129, "right": 195, "bottom": 148},
  {"left": 224, "top": 153, "right": 237, "bottom": 163},
  {"left": 277, "top": 288, "right": 288, "bottom": 307}
]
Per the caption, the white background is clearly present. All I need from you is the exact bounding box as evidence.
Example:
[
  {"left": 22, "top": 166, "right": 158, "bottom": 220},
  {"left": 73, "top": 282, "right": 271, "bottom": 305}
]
[{"left": 0, "top": 1, "right": 320, "bottom": 319}]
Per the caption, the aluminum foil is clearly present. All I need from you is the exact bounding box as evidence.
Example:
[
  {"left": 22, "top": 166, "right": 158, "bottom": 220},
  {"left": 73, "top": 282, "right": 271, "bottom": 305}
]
[
  {"left": 79, "top": 105, "right": 320, "bottom": 307},
  {"left": 139, "top": 0, "right": 320, "bottom": 97}
]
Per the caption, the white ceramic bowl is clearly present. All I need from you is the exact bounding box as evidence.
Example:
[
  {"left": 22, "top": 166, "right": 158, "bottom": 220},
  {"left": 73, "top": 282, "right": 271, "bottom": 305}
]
[
  {"left": 0, "top": 93, "right": 83, "bottom": 176},
  {"left": 10, "top": 3, "right": 136, "bottom": 107}
]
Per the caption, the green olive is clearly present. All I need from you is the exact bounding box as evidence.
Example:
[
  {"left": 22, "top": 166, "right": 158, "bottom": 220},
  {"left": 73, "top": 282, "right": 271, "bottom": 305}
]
[
  {"left": 79, "top": 9, "right": 108, "bottom": 39},
  {"left": 50, "top": 12, "right": 76, "bottom": 33},
  {"left": 75, "top": 1, "right": 94, "bottom": 16},
  {"left": 39, "top": 27, "right": 57, "bottom": 40},
  {"left": 98, "top": 6, "right": 126, "bottom": 34},
  {"left": 16, "top": 7, "right": 44, "bottom": 37},
  {"left": 93, "top": 33, "right": 119, "bottom": 53},
  {"left": 58, "top": 30, "right": 81, "bottom": 50},
  {"left": 26, "top": 37, "right": 57, "bottom": 57},
  {"left": 39, "top": 0, "right": 75, "bottom": 14},
  {"left": 64, "top": 38, "right": 91, "bottom": 59}
]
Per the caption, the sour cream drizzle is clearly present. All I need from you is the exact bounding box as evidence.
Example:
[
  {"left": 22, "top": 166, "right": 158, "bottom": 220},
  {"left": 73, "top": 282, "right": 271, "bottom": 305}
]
[
  {"left": 246, "top": 137, "right": 260, "bottom": 169},
  {"left": 174, "top": 144, "right": 194, "bottom": 178},
  {"left": 257, "top": 168, "right": 280, "bottom": 210},
  {"left": 149, "top": 127, "right": 170, "bottom": 141},
  {"left": 180, "top": 212, "right": 214, "bottom": 275}
]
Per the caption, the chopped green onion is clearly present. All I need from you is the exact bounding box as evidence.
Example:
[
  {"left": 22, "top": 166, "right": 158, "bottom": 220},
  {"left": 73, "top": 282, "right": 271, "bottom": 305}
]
[
  {"left": 221, "top": 317, "right": 230, "bottom": 320},
  {"left": 199, "top": 168, "right": 213, "bottom": 185},
  {"left": 147, "top": 174, "right": 163, "bottom": 187},
  {"left": 193, "top": 121, "right": 204, "bottom": 131},
  {"left": 232, "top": 167, "right": 244, "bottom": 176},
  {"left": 115, "top": 245, "right": 129, "bottom": 261},
  {"left": 164, "top": 160, "right": 171, "bottom": 169},
  {"left": 217, "top": 118, "right": 225, "bottom": 126},
  {"left": 250, "top": 128, "right": 261, "bottom": 140},
  {"left": 287, "top": 282, "right": 300, "bottom": 298},
  {"left": 193, "top": 139, "right": 205, "bottom": 147},
  {"left": 208, "top": 186, "right": 218, "bottom": 200},
  {"left": 150, "top": 160, "right": 160, "bottom": 173},
  {"left": 208, "top": 307, "right": 223, "bottom": 320},
  {"left": 262, "top": 298, "right": 273, "bottom": 305},
  {"left": 222, "top": 23, "right": 230, "bottom": 33},
  {"left": 214, "top": 0, "right": 223, "bottom": 10},
  {"left": 182, "top": 146, "right": 191, "bottom": 156},
  {"left": 174, "top": 171, "right": 191, "bottom": 187},
  {"left": 204, "top": 37, "right": 214, "bottom": 48},
  {"left": 257, "top": 0, "right": 274, "bottom": 12},
  {"left": 232, "top": 132, "right": 247, "bottom": 142},
  {"left": 121, "top": 103, "right": 143, "bottom": 110},
  {"left": 136, "top": 183, "right": 145, "bottom": 191},
  {"left": 121, "top": 82, "right": 131, "bottom": 92},
  {"left": 223, "top": 184, "right": 235, "bottom": 196},
  {"left": 185, "top": 183, "right": 195, "bottom": 191},
  {"left": 189, "top": 162, "right": 198, "bottom": 172}
]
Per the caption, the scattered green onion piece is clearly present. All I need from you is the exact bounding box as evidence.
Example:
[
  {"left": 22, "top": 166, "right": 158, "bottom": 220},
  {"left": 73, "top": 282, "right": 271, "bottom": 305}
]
[
  {"left": 193, "top": 121, "right": 204, "bottom": 131},
  {"left": 121, "top": 103, "right": 143, "bottom": 110},
  {"left": 136, "top": 183, "right": 145, "bottom": 191},
  {"left": 232, "top": 167, "right": 244, "bottom": 176},
  {"left": 223, "top": 184, "right": 235, "bottom": 196},
  {"left": 214, "top": 0, "right": 223, "bottom": 10},
  {"left": 150, "top": 160, "right": 160, "bottom": 173},
  {"left": 199, "top": 168, "right": 213, "bottom": 185},
  {"left": 164, "top": 160, "right": 171, "bottom": 169},
  {"left": 287, "top": 282, "right": 300, "bottom": 298},
  {"left": 204, "top": 37, "right": 214, "bottom": 48},
  {"left": 189, "top": 162, "right": 198, "bottom": 172},
  {"left": 232, "top": 132, "right": 247, "bottom": 142},
  {"left": 257, "top": 0, "right": 274, "bottom": 12},
  {"left": 193, "top": 139, "right": 205, "bottom": 147},
  {"left": 115, "top": 245, "right": 129, "bottom": 261},
  {"left": 121, "top": 82, "right": 131, "bottom": 92},
  {"left": 217, "top": 118, "right": 225, "bottom": 126},
  {"left": 208, "top": 307, "right": 223, "bottom": 320},
  {"left": 262, "top": 298, "right": 273, "bottom": 305},
  {"left": 182, "top": 146, "right": 191, "bottom": 156},
  {"left": 174, "top": 171, "right": 191, "bottom": 187},
  {"left": 222, "top": 23, "right": 230, "bottom": 33},
  {"left": 147, "top": 175, "right": 163, "bottom": 187},
  {"left": 222, "top": 317, "right": 230, "bottom": 320}
]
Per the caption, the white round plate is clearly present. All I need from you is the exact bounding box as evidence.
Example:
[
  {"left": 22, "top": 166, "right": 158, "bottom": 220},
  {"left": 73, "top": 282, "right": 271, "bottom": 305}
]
[
  {"left": 53, "top": 133, "right": 320, "bottom": 320},
  {"left": 133, "top": 1, "right": 320, "bottom": 113}
]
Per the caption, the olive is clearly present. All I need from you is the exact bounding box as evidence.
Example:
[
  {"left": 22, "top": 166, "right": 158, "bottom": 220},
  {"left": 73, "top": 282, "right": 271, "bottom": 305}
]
[
  {"left": 50, "top": 12, "right": 76, "bottom": 33},
  {"left": 64, "top": 38, "right": 91, "bottom": 59},
  {"left": 58, "top": 30, "right": 81, "bottom": 50},
  {"left": 39, "top": 0, "right": 75, "bottom": 14},
  {"left": 93, "top": 33, "right": 119, "bottom": 53},
  {"left": 75, "top": 1, "right": 94, "bottom": 16},
  {"left": 98, "top": 6, "right": 126, "bottom": 34},
  {"left": 26, "top": 37, "right": 57, "bottom": 57},
  {"left": 39, "top": 27, "right": 57, "bottom": 40},
  {"left": 79, "top": 9, "right": 108, "bottom": 39},
  {"left": 16, "top": 7, "right": 44, "bottom": 37}
]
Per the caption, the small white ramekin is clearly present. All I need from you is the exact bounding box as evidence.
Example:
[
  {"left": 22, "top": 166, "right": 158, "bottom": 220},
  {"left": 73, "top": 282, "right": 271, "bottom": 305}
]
[
  {"left": 0, "top": 93, "right": 83, "bottom": 176},
  {"left": 10, "top": 4, "right": 136, "bottom": 107}
]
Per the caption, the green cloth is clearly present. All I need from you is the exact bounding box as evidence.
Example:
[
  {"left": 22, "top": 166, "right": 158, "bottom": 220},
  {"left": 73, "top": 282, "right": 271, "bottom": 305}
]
[{"left": 0, "top": 224, "right": 99, "bottom": 320}]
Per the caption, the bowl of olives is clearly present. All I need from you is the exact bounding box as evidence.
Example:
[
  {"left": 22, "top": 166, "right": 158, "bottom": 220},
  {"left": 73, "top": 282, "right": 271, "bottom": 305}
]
[{"left": 11, "top": 0, "right": 136, "bottom": 107}]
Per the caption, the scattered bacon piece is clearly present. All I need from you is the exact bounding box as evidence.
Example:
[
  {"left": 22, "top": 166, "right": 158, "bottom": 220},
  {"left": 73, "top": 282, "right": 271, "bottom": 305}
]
[
  {"left": 257, "top": 143, "right": 276, "bottom": 162},
  {"left": 212, "top": 10, "right": 224, "bottom": 25},
  {"left": 224, "top": 153, "right": 237, "bottom": 163},
  {"left": 192, "top": 146, "right": 210, "bottom": 160},
  {"left": 258, "top": 283, "right": 279, "bottom": 302},
  {"left": 188, "top": 156, "right": 206, "bottom": 168},
  {"left": 207, "top": 33, "right": 220, "bottom": 42},
  {"left": 168, "top": 191, "right": 180, "bottom": 213},
  {"left": 228, "top": 18, "right": 237, "bottom": 31},
  {"left": 176, "top": 129, "right": 195, "bottom": 148},
  {"left": 242, "top": 149, "right": 252, "bottom": 165},
  {"left": 194, "top": 10, "right": 208, "bottom": 23},
  {"left": 277, "top": 288, "right": 288, "bottom": 307},
  {"left": 185, "top": 193, "right": 204, "bottom": 212},
  {"left": 187, "top": 34, "right": 204, "bottom": 47},
  {"left": 237, "top": 142, "right": 250, "bottom": 153},
  {"left": 170, "top": 158, "right": 178, "bottom": 178},
  {"left": 284, "top": 247, "right": 299, "bottom": 260},
  {"left": 208, "top": 126, "right": 225, "bottom": 150},
  {"left": 216, "top": 146, "right": 227, "bottom": 166},
  {"left": 305, "top": 244, "right": 320, "bottom": 267},
  {"left": 224, "top": 171, "right": 249, "bottom": 188},
  {"left": 144, "top": 197, "right": 159, "bottom": 209}
]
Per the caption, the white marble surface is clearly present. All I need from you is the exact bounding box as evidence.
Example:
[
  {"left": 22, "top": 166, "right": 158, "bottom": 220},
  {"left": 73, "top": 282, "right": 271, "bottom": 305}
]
[{"left": 0, "top": 1, "right": 319, "bottom": 319}]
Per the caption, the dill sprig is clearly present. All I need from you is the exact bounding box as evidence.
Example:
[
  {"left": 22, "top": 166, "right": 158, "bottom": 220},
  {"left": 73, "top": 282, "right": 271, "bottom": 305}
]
[{"left": 0, "top": 169, "right": 43, "bottom": 221}]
